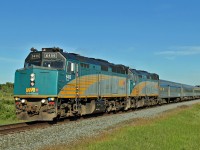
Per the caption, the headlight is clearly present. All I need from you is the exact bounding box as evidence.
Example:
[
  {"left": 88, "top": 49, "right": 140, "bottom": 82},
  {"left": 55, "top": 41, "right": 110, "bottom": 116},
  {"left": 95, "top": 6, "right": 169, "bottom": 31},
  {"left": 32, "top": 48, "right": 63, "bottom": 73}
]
[
  {"left": 41, "top": 99, "right": 46, "bottom": 104},
  {"left": 30, "top": 73, "right": 35, "bottom": 77},
  {"left": 30, "top": 73, "right": 35, "bottom": 86},
  {"left": 30, "top": 81, "right": 35, "bottom": 86},
  {"left": 21, "top": 99, "right": 26, "bottom": 103},
  {"left": 30, "top": 73, "right": 35, "bottom": 81},
  {"left": 15, "top": 97, "right": 20, "bottom": 101}
]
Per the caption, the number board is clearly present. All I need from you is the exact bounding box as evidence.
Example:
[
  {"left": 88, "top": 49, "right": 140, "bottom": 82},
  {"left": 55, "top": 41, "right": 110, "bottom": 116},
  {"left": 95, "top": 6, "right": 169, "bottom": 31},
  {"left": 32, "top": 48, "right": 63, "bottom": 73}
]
[
  {"left": 44, "top": 53, "right": 57, "bottom": 59},
  {"left": 31, "top": 53, "right": 41, "bottom": 59}
]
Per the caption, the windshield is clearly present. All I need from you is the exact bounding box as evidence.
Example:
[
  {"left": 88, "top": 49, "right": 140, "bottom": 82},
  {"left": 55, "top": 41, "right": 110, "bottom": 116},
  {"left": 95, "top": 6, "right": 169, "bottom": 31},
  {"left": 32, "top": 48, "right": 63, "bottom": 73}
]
[
  {"left": 25, "top": 61, "right": 41, "bottom": 68},
  {"left": 43, "top": 61, "right": 64, "bottom": 69},
  {"left": 25, "top": 51, "right": 65, "bottom": 69}
]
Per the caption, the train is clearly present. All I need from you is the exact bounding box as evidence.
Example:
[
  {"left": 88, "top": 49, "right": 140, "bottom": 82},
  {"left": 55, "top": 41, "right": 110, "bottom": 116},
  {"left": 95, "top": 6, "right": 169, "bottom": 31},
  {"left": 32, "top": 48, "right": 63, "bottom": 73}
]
[{"left": 14, "top": 47, "right": 200, "bottom": 121}]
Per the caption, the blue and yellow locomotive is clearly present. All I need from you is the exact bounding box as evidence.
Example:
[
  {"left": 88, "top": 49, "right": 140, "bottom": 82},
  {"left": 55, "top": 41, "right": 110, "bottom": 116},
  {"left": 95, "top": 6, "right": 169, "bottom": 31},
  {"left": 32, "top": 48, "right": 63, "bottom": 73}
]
[{"left": 14, "top": 47, "right": 200, "bottom": 121}]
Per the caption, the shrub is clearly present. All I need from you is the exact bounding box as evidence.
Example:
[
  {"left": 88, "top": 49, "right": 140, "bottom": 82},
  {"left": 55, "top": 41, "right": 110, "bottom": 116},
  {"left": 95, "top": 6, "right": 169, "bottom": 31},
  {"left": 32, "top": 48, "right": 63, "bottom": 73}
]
[{"left": 0, "top": 99, "right": 17, "bottom": 120}]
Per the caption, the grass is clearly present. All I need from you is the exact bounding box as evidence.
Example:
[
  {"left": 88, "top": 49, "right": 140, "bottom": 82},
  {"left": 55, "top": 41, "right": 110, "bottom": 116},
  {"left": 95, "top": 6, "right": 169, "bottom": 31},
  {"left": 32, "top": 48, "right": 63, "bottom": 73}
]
[
  {"left": 0, "top": 84, "right": 21, "bottom": 125},
  {"left": 43, "top": 103, "right": 200, "bottom": 150},
  {"left": 0, "top": 96, "right": 19, "bottom": 125}
]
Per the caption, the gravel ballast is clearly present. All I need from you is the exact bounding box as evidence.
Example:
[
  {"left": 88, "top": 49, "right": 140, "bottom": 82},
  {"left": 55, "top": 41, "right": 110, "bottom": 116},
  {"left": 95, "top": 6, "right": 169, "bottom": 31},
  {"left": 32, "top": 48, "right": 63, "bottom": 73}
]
[{"left": 1, "top": 100, "right": 200, "bottom": 150}]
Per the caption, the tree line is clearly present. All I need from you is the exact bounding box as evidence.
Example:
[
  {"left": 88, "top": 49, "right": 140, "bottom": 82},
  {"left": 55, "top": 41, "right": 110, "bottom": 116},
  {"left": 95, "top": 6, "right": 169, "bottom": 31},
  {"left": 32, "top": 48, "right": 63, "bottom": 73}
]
[{"left": 0, "top": 82, "right": 14, "bottom": 93}]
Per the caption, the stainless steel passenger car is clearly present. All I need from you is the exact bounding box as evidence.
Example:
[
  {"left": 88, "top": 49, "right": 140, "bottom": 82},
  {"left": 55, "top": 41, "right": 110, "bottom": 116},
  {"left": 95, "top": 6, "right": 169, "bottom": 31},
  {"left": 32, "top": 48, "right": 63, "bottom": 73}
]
[{"left": 159, "top": 80, "right": 200, "bottom": 102}]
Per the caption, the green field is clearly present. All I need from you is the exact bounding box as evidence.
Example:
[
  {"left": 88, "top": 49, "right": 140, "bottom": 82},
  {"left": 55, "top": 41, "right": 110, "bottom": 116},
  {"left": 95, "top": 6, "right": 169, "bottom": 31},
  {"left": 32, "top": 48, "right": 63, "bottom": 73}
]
[{"left": 45, "top": 103, "right": 200, "bottom": 150}]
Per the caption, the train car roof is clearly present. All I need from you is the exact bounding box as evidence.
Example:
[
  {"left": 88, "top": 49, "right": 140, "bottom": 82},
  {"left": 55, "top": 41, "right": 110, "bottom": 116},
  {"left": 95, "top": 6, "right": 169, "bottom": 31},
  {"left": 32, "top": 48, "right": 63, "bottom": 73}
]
[{"left": 160, "top": 79, "right": 196, "bottom": 88}]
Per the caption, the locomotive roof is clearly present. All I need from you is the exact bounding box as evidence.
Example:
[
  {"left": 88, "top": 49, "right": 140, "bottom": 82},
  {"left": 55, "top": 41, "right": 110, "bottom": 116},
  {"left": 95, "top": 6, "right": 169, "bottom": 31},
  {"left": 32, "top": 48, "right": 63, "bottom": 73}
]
[
  {"left": 62, "top": 52, "right": 129, "bottom": 70},
  {"left": 31, "top": 47, "right": 158, "bottom": 76},
  {"left": 130, "top": 68, "right": 159, "bottom": 77},
  {"left": 63, "top": 52, "right": 159, "bottom": 77}
]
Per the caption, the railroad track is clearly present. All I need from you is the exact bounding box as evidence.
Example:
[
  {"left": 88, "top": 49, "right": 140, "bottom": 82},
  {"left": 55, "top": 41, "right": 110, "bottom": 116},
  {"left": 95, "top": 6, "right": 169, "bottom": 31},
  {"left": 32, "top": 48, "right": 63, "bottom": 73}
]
[
  {"left": 0, "top": 112, "right": 132, "bottom": 135},
  {"left": 0, "top": 99, "right": 198, "bottom": 136},
  {"left": 0, "top": 121, "right": 51, "bottom": 135},
  {"left": 0, "top": 122, "right": 28, "bottom": 135}
]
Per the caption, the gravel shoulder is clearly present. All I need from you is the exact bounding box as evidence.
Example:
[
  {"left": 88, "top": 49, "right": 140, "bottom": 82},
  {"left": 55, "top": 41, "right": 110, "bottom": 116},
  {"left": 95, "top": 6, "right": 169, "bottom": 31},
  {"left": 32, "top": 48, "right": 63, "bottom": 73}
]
[{"left": 1, "top": 99, "right": 200, "bottom": 150}]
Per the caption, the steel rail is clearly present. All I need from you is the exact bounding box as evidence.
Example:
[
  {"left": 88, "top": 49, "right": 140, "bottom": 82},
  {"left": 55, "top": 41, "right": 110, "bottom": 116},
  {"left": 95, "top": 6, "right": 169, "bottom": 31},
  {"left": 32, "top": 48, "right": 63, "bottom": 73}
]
[{"left": 0, "top": 121, "right": 50, "bottom": 135}]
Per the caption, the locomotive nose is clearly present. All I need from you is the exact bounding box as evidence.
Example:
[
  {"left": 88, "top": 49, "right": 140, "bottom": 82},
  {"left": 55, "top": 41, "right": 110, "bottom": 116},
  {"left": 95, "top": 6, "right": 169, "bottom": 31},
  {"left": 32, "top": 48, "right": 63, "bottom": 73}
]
[{"left": 14, "top": 66, "right": 59, "bottom": 96}]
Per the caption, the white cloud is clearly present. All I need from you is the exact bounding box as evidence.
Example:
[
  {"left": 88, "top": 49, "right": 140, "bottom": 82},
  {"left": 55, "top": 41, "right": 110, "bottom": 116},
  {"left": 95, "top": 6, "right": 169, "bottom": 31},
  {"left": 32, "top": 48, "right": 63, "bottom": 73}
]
[{"left": 155, "top": 46, "right": 200, "bottom": 59}]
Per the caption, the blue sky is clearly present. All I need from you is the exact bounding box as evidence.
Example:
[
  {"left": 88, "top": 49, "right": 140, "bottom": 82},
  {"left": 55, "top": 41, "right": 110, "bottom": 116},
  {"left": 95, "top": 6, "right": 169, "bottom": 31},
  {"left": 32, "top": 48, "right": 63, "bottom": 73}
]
[{"left": 0, "top": 0, "right": 200, "bottom": 85}]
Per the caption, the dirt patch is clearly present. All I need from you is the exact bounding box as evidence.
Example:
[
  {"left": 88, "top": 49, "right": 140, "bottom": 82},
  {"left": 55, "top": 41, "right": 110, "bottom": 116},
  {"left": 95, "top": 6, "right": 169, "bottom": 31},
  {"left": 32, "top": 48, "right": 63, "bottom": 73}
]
[{"left": 177, "top": 105, "right": 190, "bottom": 109}]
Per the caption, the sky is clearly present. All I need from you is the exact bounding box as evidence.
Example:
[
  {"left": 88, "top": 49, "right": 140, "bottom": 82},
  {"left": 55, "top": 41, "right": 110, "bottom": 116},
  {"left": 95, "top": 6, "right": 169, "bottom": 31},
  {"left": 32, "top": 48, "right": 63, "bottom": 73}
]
[{"left": 0, "top": 0, "right": 200, "bottom": 85}]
